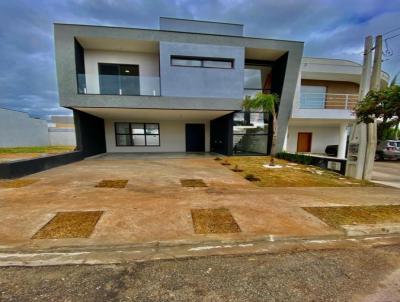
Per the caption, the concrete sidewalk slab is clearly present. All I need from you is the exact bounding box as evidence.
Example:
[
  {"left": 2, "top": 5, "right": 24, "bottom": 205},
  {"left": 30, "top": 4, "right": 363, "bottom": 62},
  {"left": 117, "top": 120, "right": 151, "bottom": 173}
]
[{"left": 0, "top": 157, "right": 399, "bottom": 254}]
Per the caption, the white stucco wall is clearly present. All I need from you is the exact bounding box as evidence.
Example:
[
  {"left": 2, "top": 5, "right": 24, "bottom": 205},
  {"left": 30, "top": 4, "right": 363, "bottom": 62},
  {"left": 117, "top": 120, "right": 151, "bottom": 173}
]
[
  {"left": 286, "top": 125, "right": 340, "bottom": 154},
  {"left": 0, "top": 108, "right": 49, "bottom": 147},
  {"left": 83, "top": 50, "right": 160, "bottom": 95},
  {"left": 104, "top": 119, "right": 210, "bottom": 153},
  {"left": 48, "top": 128, "right": 76, "bottom": 146}
]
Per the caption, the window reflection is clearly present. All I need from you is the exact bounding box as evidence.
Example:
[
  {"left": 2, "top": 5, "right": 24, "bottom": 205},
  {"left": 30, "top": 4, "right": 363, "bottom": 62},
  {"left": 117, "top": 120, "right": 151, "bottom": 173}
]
[{"left": 233, "top": 112, "right": 269, "bottom": 155}]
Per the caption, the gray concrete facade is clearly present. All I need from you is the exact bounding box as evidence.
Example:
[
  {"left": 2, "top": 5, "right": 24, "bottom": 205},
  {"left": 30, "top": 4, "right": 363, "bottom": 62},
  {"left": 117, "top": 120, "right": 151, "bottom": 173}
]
[
  {"left": 0, "top": 108, "right": 49, "bottom": 147},
  {"left": 54, "top": 18, "right": 304, "bottom": 152},
  {"left": 160, "top": 41, "right": 244, "bottom": 98}
]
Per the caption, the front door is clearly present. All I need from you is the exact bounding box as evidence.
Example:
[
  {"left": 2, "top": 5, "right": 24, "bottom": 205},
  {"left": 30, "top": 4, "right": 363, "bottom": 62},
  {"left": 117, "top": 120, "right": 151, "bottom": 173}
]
[
  {"left": 185, "top": 124, "right": 205, "bottom": 152},
  {"left": 297, "top": 132, "right": 312, "bottom": 152}
]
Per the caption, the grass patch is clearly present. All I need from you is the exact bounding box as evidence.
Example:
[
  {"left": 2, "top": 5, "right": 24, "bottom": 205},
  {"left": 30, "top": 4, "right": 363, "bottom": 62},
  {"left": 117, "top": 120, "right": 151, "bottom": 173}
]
[
  {"left": 95, "top": 179, "right": 128, "bottom": 188},
  {"left": 191, "top": 208, "right": 241, "bottom": 234},
  {"left": 0, "top": 146, "right": 75, "bottom": 154},
  {"left": 0, "top": 179, "right": 39, "bottom": 188},
  {"left": 303, "top": 205, "right": 400, "bottom": 229},
  {"left": 181, "top": 179, "right": 207, "bottom": 187},
  {"left": 32, "top": 211, "right": 103, "bottom": 239},
  {"left": 223, "top": 156, "right": 375, "bottom": 187}
]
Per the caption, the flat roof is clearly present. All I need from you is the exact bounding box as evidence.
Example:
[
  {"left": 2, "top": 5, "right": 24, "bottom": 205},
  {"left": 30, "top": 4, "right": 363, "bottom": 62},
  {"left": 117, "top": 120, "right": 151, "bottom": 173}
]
[{"left": 53, "top": 22, "right": 304, "bottom": 44}]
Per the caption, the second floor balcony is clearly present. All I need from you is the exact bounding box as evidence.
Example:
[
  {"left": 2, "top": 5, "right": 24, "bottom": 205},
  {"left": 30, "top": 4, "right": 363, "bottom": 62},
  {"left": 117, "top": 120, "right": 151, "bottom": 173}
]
[
  {"left": 292, "top": 92, "right": 359, "bottom": 120},
  {"left": 77, "top": 73, "right": 161, "bottom": 97},
  {"left": 299, "top": 92, "right": 359, "bottom": 110}
]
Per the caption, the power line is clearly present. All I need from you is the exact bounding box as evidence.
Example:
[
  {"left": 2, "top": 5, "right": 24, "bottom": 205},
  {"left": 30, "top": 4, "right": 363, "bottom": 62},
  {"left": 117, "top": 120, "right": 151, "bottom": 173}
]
[
  {"left": 383, "top": 26, "right": 400, "bottom": 36},
  {"left": 385, "top": 32, "right": 400, "bottom": 41}
]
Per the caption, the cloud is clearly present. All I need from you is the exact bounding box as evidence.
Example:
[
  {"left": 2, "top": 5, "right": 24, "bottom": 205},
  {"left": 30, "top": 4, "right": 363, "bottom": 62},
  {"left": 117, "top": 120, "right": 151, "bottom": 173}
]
[{"left": 0, "top": 0, "right": 399, "bottom": 118}]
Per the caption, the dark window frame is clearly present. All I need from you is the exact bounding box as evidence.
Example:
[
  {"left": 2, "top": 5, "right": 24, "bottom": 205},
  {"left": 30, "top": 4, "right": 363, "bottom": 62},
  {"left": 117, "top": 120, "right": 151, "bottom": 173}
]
[
  {"left": 115, "top": 122, "right": 160, "bottom": 147},
  {"left": 170, "top": 55, "right": 234, "bottom": 69},
  {"left": 98, "top": 63, "right": 140, "bottom": 96}
]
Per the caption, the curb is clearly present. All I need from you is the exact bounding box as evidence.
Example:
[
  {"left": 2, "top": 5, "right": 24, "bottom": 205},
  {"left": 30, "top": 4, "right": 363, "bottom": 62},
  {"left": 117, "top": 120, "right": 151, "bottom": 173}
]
[{"left": 0, "top": 234, "right": 399, "bottom": 267}]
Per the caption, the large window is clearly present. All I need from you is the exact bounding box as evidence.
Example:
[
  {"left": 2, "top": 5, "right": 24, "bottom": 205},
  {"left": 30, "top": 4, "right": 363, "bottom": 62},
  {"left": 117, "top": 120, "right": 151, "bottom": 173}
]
[
  {"left": 233, "top": 112, "right": 270, "bottom": 155},
  {"left": 99, "top": 64, "right": 140, "bottom": 95},
  {"left": 115, "top": 122, "right": 160, "bottom": 146},
  {"left": 171, "top": 56, "right": 234, "bottom": 69}
]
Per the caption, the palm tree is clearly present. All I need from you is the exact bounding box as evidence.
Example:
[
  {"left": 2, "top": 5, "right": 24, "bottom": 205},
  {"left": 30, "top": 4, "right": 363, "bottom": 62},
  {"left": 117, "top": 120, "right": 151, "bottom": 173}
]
[{"left": 242, "top": 92, "right": 280, "bottom": 166}]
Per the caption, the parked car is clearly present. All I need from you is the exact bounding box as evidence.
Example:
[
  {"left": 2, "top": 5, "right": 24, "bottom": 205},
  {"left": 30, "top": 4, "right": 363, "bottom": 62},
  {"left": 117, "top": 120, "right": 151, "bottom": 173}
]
[{"left": 375, "top": 140, "right": 400, "bottom": 160}]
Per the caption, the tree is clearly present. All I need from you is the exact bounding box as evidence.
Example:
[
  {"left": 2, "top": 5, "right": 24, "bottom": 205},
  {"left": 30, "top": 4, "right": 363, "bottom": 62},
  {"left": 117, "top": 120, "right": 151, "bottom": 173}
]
[
  {"left": 242, "top": 92, "right": 280, "bottom": 166},
  {"left": 354, "top": 84, "right": 400, "bottom": 140}
]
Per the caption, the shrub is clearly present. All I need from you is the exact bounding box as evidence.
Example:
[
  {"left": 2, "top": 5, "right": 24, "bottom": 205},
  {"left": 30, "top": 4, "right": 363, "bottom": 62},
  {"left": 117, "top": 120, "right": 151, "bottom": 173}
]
[
  {"left": 244, "top": 174, "right": 260, "bottom": 181},
  {"left": 276, "top": 152, "right": 312, "bottom": 165}
]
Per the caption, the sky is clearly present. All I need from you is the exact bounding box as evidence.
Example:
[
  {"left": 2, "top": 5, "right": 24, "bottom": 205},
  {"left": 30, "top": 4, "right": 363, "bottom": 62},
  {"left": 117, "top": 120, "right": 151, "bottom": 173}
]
[{"left": 0, "top": 0, "right": 399, "bottom": 119}]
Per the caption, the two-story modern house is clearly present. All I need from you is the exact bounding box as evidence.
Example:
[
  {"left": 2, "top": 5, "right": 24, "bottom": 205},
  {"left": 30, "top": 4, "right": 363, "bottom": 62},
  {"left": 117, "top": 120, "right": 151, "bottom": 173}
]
[
  {"left": 54, "top": 17, "right": 388, "bottom": 160},
  {"left": 54, "top": 17, "right": 303, "bottom": 158}
]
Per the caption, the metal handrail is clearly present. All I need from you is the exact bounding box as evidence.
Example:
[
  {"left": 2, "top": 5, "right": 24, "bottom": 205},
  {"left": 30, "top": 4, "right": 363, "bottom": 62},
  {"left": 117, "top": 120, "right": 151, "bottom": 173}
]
[{"left": 299, "top": 92, "right": 359, "bottom": 110}]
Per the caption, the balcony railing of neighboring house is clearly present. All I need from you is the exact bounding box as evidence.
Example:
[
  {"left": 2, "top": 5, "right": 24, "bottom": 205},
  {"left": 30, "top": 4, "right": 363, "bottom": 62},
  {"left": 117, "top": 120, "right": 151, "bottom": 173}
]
[
  {"left": 299, "top": 92, "right": 359, "bottom": 110},
  {"left": 243, "top": 88, "right": 272, "bottom": 99},
  {"left": 77, "top": 74, "right": 161, "bottom": 96}
]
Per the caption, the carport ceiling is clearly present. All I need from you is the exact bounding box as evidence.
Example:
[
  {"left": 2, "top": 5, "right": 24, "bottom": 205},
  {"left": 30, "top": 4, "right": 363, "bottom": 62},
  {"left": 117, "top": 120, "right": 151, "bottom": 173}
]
[{"left": 76, "top": 107, "right": 232, "bottom": 121}]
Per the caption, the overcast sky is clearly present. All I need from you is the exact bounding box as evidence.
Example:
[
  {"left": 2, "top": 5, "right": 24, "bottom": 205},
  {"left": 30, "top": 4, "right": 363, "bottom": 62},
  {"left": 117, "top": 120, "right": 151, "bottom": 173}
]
[{"left": 0, "top": 0, "right": 399, "bottom": 119}]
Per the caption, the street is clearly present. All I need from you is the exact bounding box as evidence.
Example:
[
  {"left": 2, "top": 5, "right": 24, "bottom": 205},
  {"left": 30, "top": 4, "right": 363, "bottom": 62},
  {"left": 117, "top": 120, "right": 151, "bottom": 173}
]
[
  {"left": 372, "top": 161, "right": 400, "bottom": 188},
  {"left": 1, "top": 245, "right": 400, "bottom": 302}
]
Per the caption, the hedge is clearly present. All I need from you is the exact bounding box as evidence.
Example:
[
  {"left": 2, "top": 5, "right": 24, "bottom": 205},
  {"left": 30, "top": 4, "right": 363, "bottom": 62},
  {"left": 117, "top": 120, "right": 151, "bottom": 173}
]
[{"left": 275, "top": 151, "right": 313, "bottom": 165}]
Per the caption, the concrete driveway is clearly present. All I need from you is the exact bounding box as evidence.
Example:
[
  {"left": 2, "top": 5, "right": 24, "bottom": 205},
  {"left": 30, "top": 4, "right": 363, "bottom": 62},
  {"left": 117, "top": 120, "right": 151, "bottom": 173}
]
[
  {"left": 0, "top": 154, "right": 399, "bottom": 252},
  {"left": 372, "top": 161, "right": 400, "bottom": 188}
]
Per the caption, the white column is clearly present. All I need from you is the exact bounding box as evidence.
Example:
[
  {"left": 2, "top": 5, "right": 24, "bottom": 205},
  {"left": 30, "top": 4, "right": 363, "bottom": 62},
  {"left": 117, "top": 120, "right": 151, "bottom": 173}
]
[{"left": 337, "top": 123, "right": 348, "bottom": 159}]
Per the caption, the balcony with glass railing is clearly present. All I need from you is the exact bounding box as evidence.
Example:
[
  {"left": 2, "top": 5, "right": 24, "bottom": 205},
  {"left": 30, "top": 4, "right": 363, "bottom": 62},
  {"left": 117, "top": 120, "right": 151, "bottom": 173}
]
[
  {"left": 299, "top": 92, "right": 359, "bottom": 110},
  {"left": 77, "top": 73, "right": 161, "bottom": 96}
]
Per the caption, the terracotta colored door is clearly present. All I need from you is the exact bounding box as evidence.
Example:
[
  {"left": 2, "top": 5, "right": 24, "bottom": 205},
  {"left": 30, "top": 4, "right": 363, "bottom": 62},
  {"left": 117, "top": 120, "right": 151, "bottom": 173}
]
[{"left": 297, "top": 132, "right": 312, "bottom": 152}]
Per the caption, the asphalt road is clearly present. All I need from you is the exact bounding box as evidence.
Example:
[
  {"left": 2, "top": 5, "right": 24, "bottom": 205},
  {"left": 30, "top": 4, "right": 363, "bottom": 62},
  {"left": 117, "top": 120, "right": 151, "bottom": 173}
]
[
  {"left": 1, "top": 245, "right": 399, "bottom": 302},
  {"left": 372, "top": 161, "right": 400, "bottom": 188}
]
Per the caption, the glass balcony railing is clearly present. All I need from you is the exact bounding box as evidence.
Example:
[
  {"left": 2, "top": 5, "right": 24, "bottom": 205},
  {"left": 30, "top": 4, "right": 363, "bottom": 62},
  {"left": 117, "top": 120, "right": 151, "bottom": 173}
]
[
  {"left": 299, "top": 92, "right": 359, "bottom": 110},
  {"left": 77, "top": 74, "right": 161, "bottom": 96}
]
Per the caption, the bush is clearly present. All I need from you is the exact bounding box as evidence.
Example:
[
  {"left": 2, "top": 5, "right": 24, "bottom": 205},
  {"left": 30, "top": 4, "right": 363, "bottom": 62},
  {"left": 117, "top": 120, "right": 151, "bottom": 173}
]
[{"left": 276, "top": 152, "right": 313, "bottom": 165}]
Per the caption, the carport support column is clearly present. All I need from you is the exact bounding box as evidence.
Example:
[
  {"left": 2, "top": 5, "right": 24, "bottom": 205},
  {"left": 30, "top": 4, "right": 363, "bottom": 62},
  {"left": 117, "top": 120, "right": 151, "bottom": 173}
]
[{"left": 338, "top": 123, "right": 348, "bottom": 159}]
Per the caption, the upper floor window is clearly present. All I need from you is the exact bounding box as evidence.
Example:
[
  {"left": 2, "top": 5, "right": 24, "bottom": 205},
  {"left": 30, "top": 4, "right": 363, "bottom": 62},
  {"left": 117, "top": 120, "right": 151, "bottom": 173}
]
[
  {"left": 171, "top": 56, "right": 234, "bottom": 69},
  {"left": 99, "top": 63, "right": 140, "bottom": 95}
]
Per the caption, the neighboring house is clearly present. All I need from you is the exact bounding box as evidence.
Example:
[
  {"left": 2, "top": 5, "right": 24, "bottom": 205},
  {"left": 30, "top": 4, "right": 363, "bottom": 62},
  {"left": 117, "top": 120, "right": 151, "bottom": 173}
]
[
  {"left": 48, "top": 115, "right": 76, "bottom": 146},
  {"left": 286, "top": 58, "right": 389, "bottom": 158},
  {"left": 54, "top": 17, "right": 388, "bottom": 159},
  {"left": 0, "top": 108, "right": 49, "bottom": 147}
]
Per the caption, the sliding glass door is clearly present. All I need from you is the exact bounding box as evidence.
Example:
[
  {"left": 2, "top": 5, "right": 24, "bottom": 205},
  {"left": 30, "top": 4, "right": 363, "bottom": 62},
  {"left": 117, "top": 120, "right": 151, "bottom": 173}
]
[{"left": 99, "top": 63, "right": 140, "bottom": 95}]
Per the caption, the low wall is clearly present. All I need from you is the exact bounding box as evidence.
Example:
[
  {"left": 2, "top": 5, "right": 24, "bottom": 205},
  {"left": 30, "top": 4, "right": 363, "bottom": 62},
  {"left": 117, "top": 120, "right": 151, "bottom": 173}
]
[
  {"left": 308, "top": 155, "right": 347, "bottom": 175},
  {"left": 277, "top": 152, "right": 347, "bottom": 175},
  {"left": 0, "top": 151, "right": 83, "bottom": 179},
  {"left": 48, "top": 128, "right": 76, "bottom": 146}
]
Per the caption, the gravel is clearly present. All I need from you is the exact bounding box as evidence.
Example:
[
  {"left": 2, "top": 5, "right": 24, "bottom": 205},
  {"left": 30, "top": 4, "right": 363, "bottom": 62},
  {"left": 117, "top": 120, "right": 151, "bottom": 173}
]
[{"left": 0, "top": 245, "right": 399, "bottom": 302}]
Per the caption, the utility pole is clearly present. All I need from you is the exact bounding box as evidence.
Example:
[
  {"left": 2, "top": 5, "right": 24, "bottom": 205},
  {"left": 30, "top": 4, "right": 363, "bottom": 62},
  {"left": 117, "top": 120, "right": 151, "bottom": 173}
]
[
  {"left": 370, "top": 35, "right": 383, "bottom": 91},
  {"left": 346, "top": 36, "right": 374, "bottom": 179},
  {"left": 359, "top": 36, "right": 374, "bottom": 99},
  {"left": 363, "top": 35, "right": 382, "bottom": 180}
]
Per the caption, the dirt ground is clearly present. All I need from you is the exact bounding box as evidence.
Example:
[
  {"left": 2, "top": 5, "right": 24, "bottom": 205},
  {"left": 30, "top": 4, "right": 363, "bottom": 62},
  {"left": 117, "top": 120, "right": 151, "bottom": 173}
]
[
  {"left": 1, "top": 154, "right": 400, "bottom": 251},
  {"left": 0, "top": 244, "right": 399, "bottom": 302}
]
